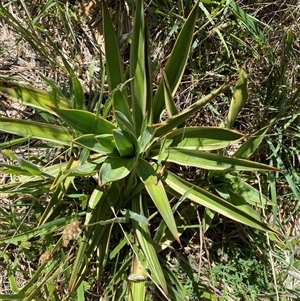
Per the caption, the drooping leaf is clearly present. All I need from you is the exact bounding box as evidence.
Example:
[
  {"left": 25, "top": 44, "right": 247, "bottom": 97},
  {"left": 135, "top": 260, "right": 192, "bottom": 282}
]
[
  {"left": 0, "top": 117, "right": 73, "bottom": 145},
  {"left": 0, "top": 80, "right": 71, "bottom": 114}
]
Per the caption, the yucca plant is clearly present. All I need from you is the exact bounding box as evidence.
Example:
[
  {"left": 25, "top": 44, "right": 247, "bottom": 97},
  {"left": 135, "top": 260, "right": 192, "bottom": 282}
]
[{"left": 0, "top": 1, "right": 279, "bottom": 300}]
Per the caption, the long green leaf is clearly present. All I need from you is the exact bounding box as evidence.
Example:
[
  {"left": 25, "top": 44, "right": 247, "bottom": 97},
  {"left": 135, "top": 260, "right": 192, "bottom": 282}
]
[
  {"left": 153, "top": 2, "right": 198, "bottom": 121},
  {"left": 165, "top": 171, "right": 278, "bottom": 234},
  {"left": 0, "top": 293, "right": 26, "bottom": 300},
  {"left": 102, "top": 2, "right": 133, "bottom": 126},
  {"left": 102, "top": 2, "right": 125, "bottom": 92},
  {"left": 137, "top": 159, "right": 179, "bottom": 243},
  {"left": 130, "top": 0, "right": 146, "bottom": 136},
  {"left": 0, "top": 80, "right": 71, "bottom": 114},
  {"left": 153, "top": 83, "right": 231, "bottom": 137},
  {"left": 151, "top": 148, "right": 279, "bottom": 171},
  {"left": 68, "top": 188, "right": 103, "bottom": 293},
  {"left": 152, "top": 127, "right": 244, "bottom": 151},
  {"left": 0, "top": 117, "right": 72, "bottom": 145},
  {"left": 0, "top": 214, "right": 80, "bottom": 244},
  {"left": 50, "top": 107, "right": 116, "bottom": 135},
  {"left": 132, "top": 195, "right": 168, "bottom": 297}
]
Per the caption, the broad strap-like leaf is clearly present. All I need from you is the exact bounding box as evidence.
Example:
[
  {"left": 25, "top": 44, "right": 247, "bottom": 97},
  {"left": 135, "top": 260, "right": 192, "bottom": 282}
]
[
  {"left": 151, "top": 127, "right": 244, "bottom": 151},
  {"left": 50, "top": 107, "right": 116, "bottom": 135},
  {"left": 153, "top": 2, "right": 198, "bottom": 122},
  {"left": 130, "top": 0, "right": 147, "bottom": 136},
  {"left": 151, "top": 147, "right": 279, "bottom": 171},
  {"left": 99, "top": 157, "right": 136, "bottom": 187},
  {"left": 0, "top": 117, "right": 72, "bottom": 145},
  {"left": 137, "top": 159, "right": 180, "bottom": 243},
  {"left": 153, "top": 83, "right": 231, "bottom": 137},
  {"left": 102, "top": 2, "right": 133, "bottom": 127},
  {"left": 164, "top": 170, "right": 278, "bottom": 234},
  {"left": 0, "top": 80, "right": 71, "bottom": 114},
  {"left": 102, "top": 2, "right": 125, "bottom": 91}
]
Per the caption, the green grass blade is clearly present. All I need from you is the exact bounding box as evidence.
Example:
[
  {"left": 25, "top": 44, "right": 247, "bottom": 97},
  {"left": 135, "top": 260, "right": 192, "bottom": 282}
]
[
  {"left": 0, "top": 293, "right": 26, "bottom": 300},
  {"left": 199, "top": 2, "right": 230, "bottom": 57},
  {"left": 151, "top": 148, "right": 279, "bottom": 171},
  {"left": 229, "top": 1, "right": 267, "bottom": 44},
  {"left": 0, "top": 214, "right": 78, "bottom": 244},
  {"left": 153, "top": 2, "right": 198, "bottom": 121},
  {"left": 0, "top": 117, "right": 72, "bottom": 146},
  {"left": 137, "top": 159, "right": 179, "bottom": 243},
  {"left": 0, "top": 137, "right": 31, "bottom": 149}
]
